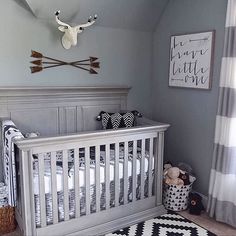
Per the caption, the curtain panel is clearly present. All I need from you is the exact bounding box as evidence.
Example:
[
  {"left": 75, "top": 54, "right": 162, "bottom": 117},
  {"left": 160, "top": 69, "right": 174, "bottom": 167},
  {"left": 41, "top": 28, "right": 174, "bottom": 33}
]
[{"left": 207, "top": 0, "right": 236, "bottom": 228}]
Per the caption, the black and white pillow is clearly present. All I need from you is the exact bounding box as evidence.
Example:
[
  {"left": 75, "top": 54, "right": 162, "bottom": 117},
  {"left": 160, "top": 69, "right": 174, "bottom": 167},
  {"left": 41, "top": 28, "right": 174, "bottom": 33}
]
[{"left": 96, "top": 110, "right": 142, "bottom": 130}]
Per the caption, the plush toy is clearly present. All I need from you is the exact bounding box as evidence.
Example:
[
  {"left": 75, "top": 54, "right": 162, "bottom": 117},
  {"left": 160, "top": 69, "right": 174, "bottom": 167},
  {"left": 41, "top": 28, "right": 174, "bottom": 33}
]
[
  {"left": 25, "top": 132, "right": 40, "bottom": 138},
  {"left": 164, "top": 167, "right": 185, "bottom": 186},
  {"left": 164, "top": 162, "right": 172, "bottom": 173},
  {"left": 188, "top": 193, "right": 204, "bottom": 215},
  {"left": 179, "top": 172, "right": 190, "bottom": 185},
  {"left": 178, "top": 162, "right": 193, "bottom": 175}
]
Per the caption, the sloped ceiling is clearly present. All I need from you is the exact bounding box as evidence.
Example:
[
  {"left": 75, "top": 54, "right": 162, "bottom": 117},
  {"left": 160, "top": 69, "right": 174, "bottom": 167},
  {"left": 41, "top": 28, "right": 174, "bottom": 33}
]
[{"left": 21, "top": 0, "right": 168, "bottom": 32}]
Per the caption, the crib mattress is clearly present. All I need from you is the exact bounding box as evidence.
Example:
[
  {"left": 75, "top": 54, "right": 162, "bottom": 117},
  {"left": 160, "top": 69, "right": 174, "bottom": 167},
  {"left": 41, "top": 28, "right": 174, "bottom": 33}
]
[
  {"left": 33, "top": 146, "right": 154, "bottom": 227},
  {"left": 33, "top": 148, "right": 152, "bottom": 194}
]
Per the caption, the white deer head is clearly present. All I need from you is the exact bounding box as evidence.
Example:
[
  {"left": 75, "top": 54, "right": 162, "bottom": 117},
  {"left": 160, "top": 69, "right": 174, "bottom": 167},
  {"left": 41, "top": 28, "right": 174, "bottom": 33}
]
[{"left": 55, "top": 10, "right": 97, "bottom": 49}]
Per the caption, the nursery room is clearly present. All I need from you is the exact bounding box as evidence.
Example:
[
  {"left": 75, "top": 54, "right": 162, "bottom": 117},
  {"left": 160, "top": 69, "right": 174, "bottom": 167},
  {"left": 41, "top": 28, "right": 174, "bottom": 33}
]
[{"left": 0, "top": 0, "right": 236, "bottom": 235}]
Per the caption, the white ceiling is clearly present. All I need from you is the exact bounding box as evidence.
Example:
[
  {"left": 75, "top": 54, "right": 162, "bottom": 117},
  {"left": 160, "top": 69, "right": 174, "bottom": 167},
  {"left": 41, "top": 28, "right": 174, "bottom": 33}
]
[{"left": 20, "top": 0, "right": 169, "bottom": 32}]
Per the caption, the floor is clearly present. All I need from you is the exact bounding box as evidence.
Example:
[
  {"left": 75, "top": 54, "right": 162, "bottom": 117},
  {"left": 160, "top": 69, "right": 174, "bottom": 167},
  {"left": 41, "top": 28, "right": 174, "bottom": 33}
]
[
  {"left": 2, "top": 211, "right": 236, "bottom": 236},
  {"left": 179, "top": 211, "right": 236, "bottom": 236}
]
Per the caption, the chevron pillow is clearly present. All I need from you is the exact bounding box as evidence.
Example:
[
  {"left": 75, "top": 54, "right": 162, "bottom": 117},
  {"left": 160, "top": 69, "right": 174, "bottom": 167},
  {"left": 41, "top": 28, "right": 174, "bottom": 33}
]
[{"left": 96, "top": 111, "right": 141, "bottom": 130}]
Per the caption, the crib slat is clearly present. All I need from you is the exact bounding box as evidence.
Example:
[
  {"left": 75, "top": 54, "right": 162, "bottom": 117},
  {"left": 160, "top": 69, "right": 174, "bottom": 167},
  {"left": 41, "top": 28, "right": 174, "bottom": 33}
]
[
  {"left": 51, "top": 152, "right": 58, "bottom": 224},
  {"left": 140, "top": 139, "right": 145, "bottom": 200},
  {"left": 19, "top": 151, "right": 23, "bottom": 216},
  {"left": 85, "top": 147, "right": 90, "bottom": 215},
  {"left": 123, "top": 142, "right": 128, "bottom": 205},
  {"left": 38, "top": 153, "right": 46, "bottom": 227},
  {"left": 132, "top": 140, "right": 137, "bottom": 202},
  {"left": 148, "top": 138, "right": 153, "bottom": 197},
  {"left": 29, "top": 151, "right": 36, "bottom": 231},
  {"left": 63, "top": 150, "right": 69, "bottom": 221},
  {"left": 115, "top": 143, "right": 119, "bottom": 207},
  {"left": 95, "top": 146, "right": 100, "bottom": 212},
  {"left": 105, "top": 144, "right": 110, "bottom": 210},
  {"left": 74, "top": 148, "right": 80, "bottom": 218}
]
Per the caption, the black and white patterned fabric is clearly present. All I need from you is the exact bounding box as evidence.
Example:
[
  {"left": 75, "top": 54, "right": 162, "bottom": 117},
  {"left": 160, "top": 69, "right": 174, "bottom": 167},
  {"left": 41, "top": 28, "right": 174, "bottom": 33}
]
[
  {"left": 102, "top": 112, "right": 134, "bottom": 129},
  {"left": 2, "top": 120, "right": 24, "bottom": 206},
  {"left": 32, "top": 145, "right": 138, "bottom": 171},
  {"left": 106, "top": 212, "right": 216, "bottom": 236},
  {"left": 96, "top": 111, "right": 142, "bottom": 130},
  {"left": 33, "top": 146, "right": 152, "bottom": 227},
  {"left": 0, "top": 183, "right": 8, "bottom": 207}
]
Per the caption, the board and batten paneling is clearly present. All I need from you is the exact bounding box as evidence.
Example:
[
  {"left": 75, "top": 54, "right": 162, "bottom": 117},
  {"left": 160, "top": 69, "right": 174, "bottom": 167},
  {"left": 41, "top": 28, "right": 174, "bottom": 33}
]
[
  {"left": 0, "top": 87, "right": 130, "bottom": 135},
  {"left": 0, "top": 86, "right": 130, "bottom": 181},
  {"left": 10, "top": 108, "right": 59, "bottom": 136}
]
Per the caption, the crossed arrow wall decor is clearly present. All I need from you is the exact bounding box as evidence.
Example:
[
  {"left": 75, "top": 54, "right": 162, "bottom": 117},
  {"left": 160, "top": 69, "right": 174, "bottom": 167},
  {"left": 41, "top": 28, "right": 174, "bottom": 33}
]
[{"left": 30, "top": 50, "right": 100, "bottom": 74}]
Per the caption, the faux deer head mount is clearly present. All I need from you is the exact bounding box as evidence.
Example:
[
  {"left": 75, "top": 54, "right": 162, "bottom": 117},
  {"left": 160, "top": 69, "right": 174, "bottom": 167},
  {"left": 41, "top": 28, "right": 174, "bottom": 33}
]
[{"left": 55, "top": 10, "right": 97, "bottom": 49}]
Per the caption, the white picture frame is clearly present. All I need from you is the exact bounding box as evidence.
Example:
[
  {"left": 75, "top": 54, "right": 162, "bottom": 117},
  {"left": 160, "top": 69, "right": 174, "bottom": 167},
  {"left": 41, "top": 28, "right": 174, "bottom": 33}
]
[{"left": 168, "top": 31, "right": 215, "bottom": 90}]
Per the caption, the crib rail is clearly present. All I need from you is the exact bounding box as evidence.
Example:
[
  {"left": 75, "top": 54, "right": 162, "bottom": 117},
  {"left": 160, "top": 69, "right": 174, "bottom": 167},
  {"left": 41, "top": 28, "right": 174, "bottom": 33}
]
[{"left": 15, "top": 122, "right": 169, "bottom": 236}]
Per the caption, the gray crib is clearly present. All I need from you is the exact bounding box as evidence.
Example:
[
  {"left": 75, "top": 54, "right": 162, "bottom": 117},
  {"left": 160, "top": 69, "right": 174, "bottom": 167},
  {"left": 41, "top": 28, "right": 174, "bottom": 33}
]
[{"left": 0, "top": 87, "right": 169, "bottom": 236}]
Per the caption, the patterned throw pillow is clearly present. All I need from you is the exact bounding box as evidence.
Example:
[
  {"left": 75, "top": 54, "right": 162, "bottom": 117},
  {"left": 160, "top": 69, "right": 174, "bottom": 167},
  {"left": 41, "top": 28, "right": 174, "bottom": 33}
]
[{"left": 96, "top": 110, "right": 142, "bottom": 130}]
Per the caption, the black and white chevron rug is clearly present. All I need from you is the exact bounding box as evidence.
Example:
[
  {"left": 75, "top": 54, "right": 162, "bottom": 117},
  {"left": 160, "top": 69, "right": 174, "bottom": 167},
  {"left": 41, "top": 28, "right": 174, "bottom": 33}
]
[{"left": 105, "top": 212, "right": 216, "bottom": 236}]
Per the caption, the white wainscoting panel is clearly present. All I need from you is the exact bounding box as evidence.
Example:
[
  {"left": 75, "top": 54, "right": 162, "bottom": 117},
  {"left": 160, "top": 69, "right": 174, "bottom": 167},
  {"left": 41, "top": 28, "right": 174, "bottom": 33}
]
[{"left": 10, "top": 108, "right": 59, "bottom": 136}]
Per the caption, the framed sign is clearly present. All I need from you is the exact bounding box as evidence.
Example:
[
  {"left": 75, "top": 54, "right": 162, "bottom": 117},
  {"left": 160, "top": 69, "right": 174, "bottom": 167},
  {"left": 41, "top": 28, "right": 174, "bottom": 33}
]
[{"left": 169, "top": 31, "right": 215, "bottom": 89}]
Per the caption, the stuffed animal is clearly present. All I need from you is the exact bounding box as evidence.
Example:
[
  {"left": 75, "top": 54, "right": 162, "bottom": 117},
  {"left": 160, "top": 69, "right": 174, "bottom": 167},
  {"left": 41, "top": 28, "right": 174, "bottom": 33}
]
[
  {"left": 179, "top": 172, "right": 190, "bottom": 185},
  {"left": 164, "top": 167, "right": 184, "bottom": 186},
  {"left": 178, "top": 162, "right": 193, "bottom": 175},
  {"left": 188, "top": 193, "right": 204, "bottom": 215},
  {"left": 163, "top": 162, "right": 172, "bottom": 173},
  {"left": 25, "top": 132, "right": 40, "bottom": 138}
]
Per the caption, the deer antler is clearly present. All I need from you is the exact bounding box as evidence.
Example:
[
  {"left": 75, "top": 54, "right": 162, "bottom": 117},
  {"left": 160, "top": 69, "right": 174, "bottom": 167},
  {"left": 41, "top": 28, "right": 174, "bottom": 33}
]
[
  {"left": 55, "top": 10, "right": 71, "bottom": 28},
  {"left": 75, "top": 15, "right": 97, "bottom": 32}
]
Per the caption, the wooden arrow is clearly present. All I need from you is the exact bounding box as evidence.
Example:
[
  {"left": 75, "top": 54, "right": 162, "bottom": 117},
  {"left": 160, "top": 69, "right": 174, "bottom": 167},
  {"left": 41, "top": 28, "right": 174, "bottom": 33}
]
[
  {"left": 31, "top": 50, "right": 67, "bottom": 64},
  {"left": 30, "top": 64, "right": 65, "bottom": 73},
  {"left": 31, "top": 65, "right": 98, "bottom": 74},
  {"left": 75, "top": 62, "right": 100, "bottom": 68},
  {"left": 30, "top": 50, "right": 99, "bottom": 74},
  {"left": 30, "top": 60, "right": 67, "bottom": 66},
  {"left": 70, "top": 57, "right": 98, "bottom": 64}
]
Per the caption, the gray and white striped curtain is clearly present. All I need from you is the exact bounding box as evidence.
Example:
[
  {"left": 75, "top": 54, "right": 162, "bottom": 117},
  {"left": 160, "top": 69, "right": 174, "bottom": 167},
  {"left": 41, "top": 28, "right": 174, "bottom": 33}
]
[{"left": 207, "top": 0, "right": 236, "bottom": 228}]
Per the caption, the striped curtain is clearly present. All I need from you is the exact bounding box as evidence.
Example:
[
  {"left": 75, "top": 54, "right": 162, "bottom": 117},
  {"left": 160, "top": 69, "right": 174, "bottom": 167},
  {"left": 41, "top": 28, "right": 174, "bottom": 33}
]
[{"left": 207, "top": 0, "right": 236, "bottom": 228}]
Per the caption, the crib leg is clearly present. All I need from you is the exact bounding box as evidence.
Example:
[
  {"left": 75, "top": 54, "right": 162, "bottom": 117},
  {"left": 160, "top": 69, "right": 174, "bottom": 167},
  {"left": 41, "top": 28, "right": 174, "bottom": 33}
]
[
  {"left": 155, "top": 132, "right": 165, "bottom": 205},
  {"left": 20, "top": 150, "right": 36, "bottom": 236}
]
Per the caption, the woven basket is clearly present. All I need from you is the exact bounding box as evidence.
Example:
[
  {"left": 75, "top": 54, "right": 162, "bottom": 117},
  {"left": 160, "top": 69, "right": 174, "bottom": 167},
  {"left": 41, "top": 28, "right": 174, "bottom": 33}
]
[{"left": 0, "top": 206, "right": 16, "bottom": 234}]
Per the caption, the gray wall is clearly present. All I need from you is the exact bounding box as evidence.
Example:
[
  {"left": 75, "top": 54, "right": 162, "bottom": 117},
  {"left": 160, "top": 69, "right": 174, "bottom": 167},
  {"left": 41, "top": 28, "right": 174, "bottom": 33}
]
[
  {"left": 0, "top": 0, "right": 153, "bottom": 117},
  {"left": 0, "top": 0, "right": 153, "bottom": 181},
  {"left": 152, "top": 0, "right": 227, "bottom": 195},
  {"left": 1, "top": 0, "right": 228, "bottom": 196}
]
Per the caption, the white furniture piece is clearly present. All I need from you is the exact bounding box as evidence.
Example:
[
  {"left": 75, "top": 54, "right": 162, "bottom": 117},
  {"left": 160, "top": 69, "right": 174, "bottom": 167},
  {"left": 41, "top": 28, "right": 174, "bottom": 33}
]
[{"left": 0, "top": 87, "right": 169, "bottom": 236}]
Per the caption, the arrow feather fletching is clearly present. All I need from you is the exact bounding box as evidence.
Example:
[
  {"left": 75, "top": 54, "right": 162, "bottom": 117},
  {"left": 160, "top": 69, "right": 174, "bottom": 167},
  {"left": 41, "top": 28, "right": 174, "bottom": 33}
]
[
  {"left": 31, "top": 60, "right": 42, "bottom": 66},
  {"left": 31, "top": 50, "right": 43, "bottom": 58},
  {"left": 30, "top": 66, "right": 43, "bottom": 73}
]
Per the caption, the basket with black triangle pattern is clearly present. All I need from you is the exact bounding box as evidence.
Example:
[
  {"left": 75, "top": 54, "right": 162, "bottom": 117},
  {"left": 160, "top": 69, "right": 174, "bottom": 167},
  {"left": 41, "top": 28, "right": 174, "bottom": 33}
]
[{"left": 163, "top": 175, "right": 196, "bottom": 211}]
